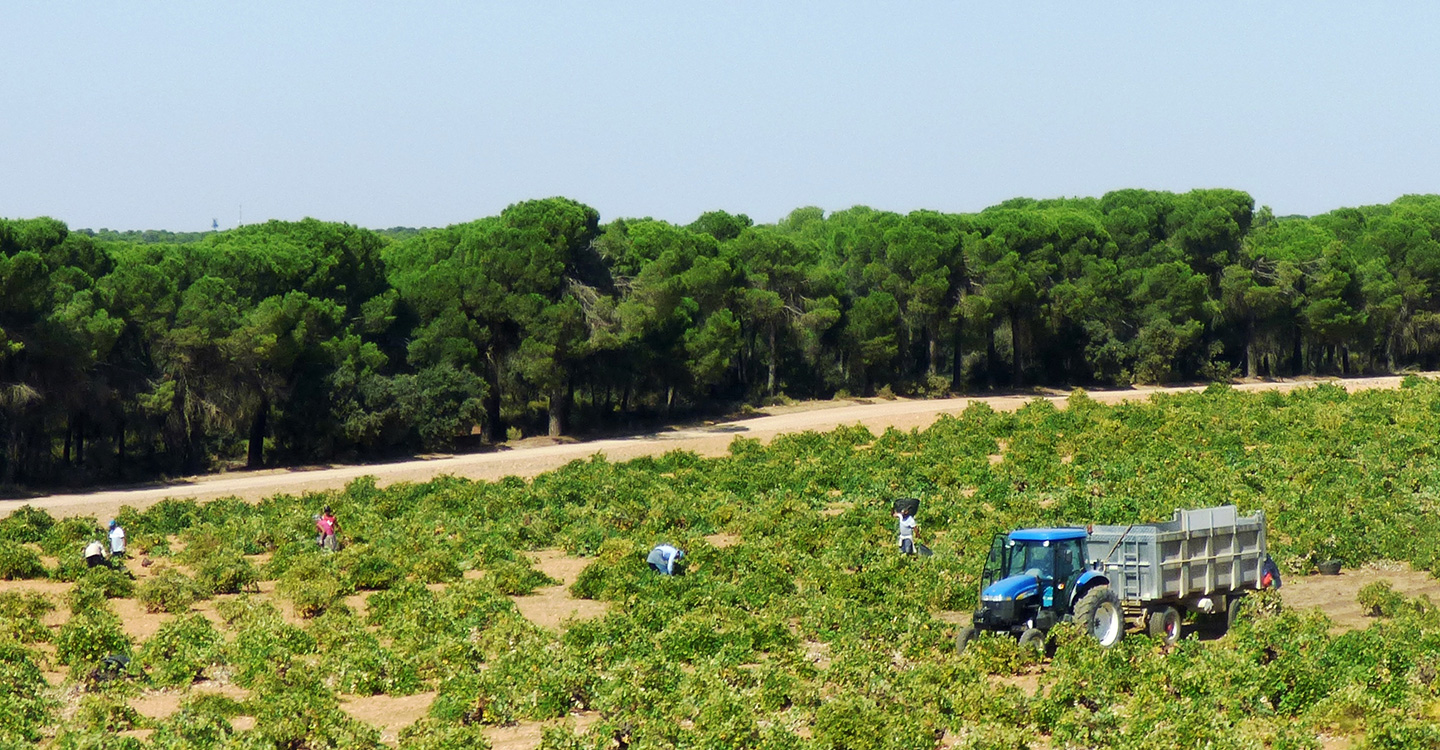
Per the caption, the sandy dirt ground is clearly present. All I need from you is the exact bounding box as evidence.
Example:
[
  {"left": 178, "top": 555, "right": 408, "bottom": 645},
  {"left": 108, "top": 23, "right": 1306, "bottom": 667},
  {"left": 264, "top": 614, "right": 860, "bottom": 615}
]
[
  {"left": 1279, "top": 562, "right": 1440, "bottom": 633},
  {"left": 509, "top": 549, "right": 610, "bottom": 630},
  {"left": 483, "top": 711, "right": 602, "bottom": 750},
  {"left": 6, "top": 374, "right": 1426, "bottom": 523},
  {"left": 338, "top": 691, "right": 440, "bottom": 745}
]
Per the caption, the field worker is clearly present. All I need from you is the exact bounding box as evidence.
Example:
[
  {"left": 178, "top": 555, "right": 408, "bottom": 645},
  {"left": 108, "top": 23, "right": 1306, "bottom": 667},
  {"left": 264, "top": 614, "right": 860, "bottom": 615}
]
[
  {"left": 895, "top": 508, "right": 917, "bottom": 555},
  {"left": 108, "top": 520, "right": 126, "bottom": 558},
  {"left": 84, "top": 539, "right": 108, "bottom": 568},
  {"left": 647, "top": 544, "right": 685, "bottom": 575},
  {"left": 316, "top": 506, "right": 339, "bottom": 551},
  {"left": 1261, "top": 554, "right": 1283, "bottom": 589}
]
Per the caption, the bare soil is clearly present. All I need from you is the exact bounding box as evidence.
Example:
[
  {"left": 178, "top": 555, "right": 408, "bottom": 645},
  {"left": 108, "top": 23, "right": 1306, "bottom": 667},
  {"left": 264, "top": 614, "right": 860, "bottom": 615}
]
[
  {"left": 484, "top": 711, "right": 601, "bottom": 750},
  {"left": 1280, "top": 562, "right": 1440, "bottom": 633},
  {"left": 508, "top": 549, "right": 609, "bottom": 631},
  {"left": 338, "top": 691, "right": 438, "bottom": 745},
  {"left": 333, "top": 691, "right": 601, "bottom": 749},
  {"left": 130, "top": 682, "right": 251, "bottom": 722}
]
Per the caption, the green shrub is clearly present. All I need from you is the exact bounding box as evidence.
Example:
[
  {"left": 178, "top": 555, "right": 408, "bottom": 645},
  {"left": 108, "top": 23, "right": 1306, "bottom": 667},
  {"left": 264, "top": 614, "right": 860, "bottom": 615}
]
[
  {"left": 0, "top": 541, "right": 46, "bottom": 580},
  {"left": 139, "top": 613, "right": 225, "bottom": 687},
  {"left": 247, "top": 670, "right": 382, "bottom": 749},
  {"left": 228, "top": 616, "right": 317, "bottom": 688},
  {"left": 1357, "top": 580, "right": 1408, "bottom": 618},
  {"left": 50, "top": 554, "right": 90, "bottom": 583},
  {"left": 959, "top": 627, "right": 1045, "bottom": 676},
  {"left": 430, "top": 672, "right": 513, "bottom": 725},
  {"left": 363, "top": 580, "right": 433, "bottom": 626},
  {"left": 137, "top": 569, "right": 199, "bottom": 614},
  {"left": 569, "top": 538, "right": 647, "bottom": 601},
  {"left": 486, "top": 559, "right": 557, "bottom": 596},
  {"left": 143, "top": 686, "right": 251, "bottom": 744},
  {"left": 812, "top": 693, "right": 889, "bottom": 750},
  {"left": 278, "top": 557, "right": 348, "bottom": 618},
  {"left": 73, "top": 565, "right": 136, "bottom": 600},
  {"left": 438, "top": 581, "right": 521, "bottom": 636},
  {"left": 74, "top": 692, "right": 148, "bottom": 733},
  {"left": 308, "top": 610, "right": 421, "bottom": 696},
  {"left": 146, "top": 705, "right": 239, "bottom": 749},
  {"left": 0, "top": 589, "right": 54, "bottom": 619},
  {"left": 0, "top": 641, "right": 54, "bottom": 744},
  {"left": 67, "top": 579, "right": 107, "bottom": 615},
  {"left": 39, "top": 517, "right": 101, "bottom": 556},
  {"left": 126, "top": 530, "right": 171, "bottom": 557},
  {"left": 0, "top": 591, "right": 53, "bottom": 644},
  {"left": 51, "top": 729, "right": 147, "bottom": 750},
  {"left": 68, "top": 565, "right": 137, "bottom": 615},
  {"left": 410, "top": 548, "right": 462, "bottom": 583},
  {"left": 338, "top": 545, "right": 403, "bottom": 590},
  {"left": 261, "top": 538, "right": 319, "bottom": 580},
  {"left": 135, "top": 497, "right": 203, "bottom": 536},
  {"left": 0, "top": 505, "right": 54, "bottom": 544},
  {"left": 195, "top": 553, "right": 259, "bottom": 595},
  {"left": 397, "top": 718, "right": 494, "bottom": 750},
  {"left": 181, "top": 691, "right": 246, "bottom": 717},
  {"left": 54, "top": 609, "right": 130, "bottom": 670},
  {"left": 214, "top": 594, "right": 282, "bottom": 627},
  {"left": 175, "top": 527, "right": 236, "bottom": 567},
  {"left": 556, "top": 523, "right": 609, "bottom": 557}
]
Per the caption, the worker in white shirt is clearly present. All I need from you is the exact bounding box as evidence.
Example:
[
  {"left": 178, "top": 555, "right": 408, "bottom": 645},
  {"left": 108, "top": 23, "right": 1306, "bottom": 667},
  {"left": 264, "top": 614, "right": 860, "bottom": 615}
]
[
  {"left": 84, "top": 540, "right": 108, "bottom": 568},
  {"left": 108, "top": 520, "right": 126, "bottom": 558},
  {"left": 646, "top": 544, "right": 686, "bottom": 575},
  {"left": 895, "top": 509, "right": 917, "bottom": 555}
]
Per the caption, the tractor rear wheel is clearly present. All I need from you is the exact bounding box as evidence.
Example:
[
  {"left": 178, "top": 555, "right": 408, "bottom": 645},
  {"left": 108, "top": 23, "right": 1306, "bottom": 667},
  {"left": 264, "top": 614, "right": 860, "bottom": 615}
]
[{"left": 1074, "top": 586, "right": 1125, "bottom": 647}]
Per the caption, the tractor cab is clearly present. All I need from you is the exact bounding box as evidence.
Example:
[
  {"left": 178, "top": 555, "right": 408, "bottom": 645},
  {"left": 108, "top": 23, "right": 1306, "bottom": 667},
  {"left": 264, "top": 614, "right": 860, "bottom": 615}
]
[{"left": 973, "top": 528, "right": 1094, "bottom": 634}]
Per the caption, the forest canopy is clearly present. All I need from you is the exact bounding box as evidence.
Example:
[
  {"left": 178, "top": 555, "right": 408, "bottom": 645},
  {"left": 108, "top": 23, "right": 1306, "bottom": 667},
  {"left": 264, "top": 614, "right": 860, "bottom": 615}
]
[{"left": 5, "top": 190, "right": 1440, "bottom": 487}]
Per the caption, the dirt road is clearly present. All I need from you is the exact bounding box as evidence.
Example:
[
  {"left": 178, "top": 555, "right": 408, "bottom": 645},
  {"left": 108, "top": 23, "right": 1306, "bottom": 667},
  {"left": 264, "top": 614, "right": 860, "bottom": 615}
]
[{"left": 6, "top": 374, "right": 1425, "bottom": 521}]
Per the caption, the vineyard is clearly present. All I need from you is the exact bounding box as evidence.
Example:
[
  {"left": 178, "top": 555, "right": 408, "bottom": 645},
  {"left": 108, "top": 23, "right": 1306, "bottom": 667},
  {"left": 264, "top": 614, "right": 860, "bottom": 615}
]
[{"left": 3, "top": 380, "right": 1440, "bottom": 749}]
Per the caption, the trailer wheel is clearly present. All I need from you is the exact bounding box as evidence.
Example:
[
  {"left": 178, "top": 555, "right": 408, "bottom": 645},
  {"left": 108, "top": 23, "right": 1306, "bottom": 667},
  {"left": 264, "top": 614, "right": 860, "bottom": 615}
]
[
  {"left": 955, "top": 625, "right": 977, "bottom": 654},
  {"left": 1147, "top": 606, "right": 1182, "bottom": 645},
  {"left": 1074, "top": 586, "right": 1125, "bottom": 647},
  {"left": 1225, "top": 596, "right": 1247, "bottom": 633},
  {"left": 1017, "top": 627, "right": 1046, "bottom": 653}
]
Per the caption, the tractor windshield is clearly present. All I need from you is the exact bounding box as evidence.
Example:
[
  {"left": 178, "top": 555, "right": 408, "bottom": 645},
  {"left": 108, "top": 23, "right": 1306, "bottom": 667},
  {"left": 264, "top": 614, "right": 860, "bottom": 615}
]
[
  {"left": 992, "top": 537, "right": 1085, "bottom": 582},
  {"left": 1004, "top": 540, "right": 1055, "bottom": 579}
]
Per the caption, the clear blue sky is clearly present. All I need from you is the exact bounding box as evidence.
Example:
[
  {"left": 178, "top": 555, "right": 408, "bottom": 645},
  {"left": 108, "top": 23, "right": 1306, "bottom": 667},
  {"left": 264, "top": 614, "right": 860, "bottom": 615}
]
[{"left": 3, "top": 2, "right": 1438, "bottom": 232}]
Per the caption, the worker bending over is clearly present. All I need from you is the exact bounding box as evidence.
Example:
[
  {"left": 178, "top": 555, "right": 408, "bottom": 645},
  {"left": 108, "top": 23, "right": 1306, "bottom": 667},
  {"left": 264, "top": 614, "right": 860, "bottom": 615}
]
[{"left": 647, "top": 544, "right": 686, "bottom": 576}]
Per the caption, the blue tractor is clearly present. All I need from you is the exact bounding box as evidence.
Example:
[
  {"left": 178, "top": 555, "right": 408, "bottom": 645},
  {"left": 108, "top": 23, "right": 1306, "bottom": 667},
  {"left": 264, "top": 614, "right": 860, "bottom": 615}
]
[{"left": 955, "top": 527, "right": 1124, "bottom": 652}]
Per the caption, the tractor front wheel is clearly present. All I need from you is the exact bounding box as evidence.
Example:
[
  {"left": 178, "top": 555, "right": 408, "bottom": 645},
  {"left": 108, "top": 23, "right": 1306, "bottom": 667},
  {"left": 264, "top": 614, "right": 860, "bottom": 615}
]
[
  {"left": 955, "top": 625, "right": 977, "bottom": 654},
  {"left": 1017, "top": 627, "right": 1046, "bottom": 653}
]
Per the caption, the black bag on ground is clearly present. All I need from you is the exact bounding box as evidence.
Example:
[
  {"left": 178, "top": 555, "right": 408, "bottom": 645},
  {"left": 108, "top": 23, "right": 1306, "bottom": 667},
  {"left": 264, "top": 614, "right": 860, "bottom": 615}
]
[{"left": 892, "top": 497, "right": 920, "bottom": 516}]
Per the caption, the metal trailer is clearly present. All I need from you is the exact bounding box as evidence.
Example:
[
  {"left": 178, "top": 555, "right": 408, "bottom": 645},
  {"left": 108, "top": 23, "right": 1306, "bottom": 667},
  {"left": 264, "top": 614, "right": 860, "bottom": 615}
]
[{"left": 1087, "top": 505, "right": 1267, "bottom": 641}]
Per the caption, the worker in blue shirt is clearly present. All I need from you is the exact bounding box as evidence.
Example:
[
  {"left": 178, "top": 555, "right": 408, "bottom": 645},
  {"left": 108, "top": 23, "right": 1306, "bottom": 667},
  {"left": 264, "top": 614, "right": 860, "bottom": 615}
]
[{"left": 646, "top": 544, "right": 686, "bottom": 575}]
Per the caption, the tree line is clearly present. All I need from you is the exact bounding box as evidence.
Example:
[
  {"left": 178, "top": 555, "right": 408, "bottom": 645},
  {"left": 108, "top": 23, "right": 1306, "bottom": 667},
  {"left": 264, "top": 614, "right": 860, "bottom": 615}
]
[{"left": 4, "top": 189, "right": 1440, "bottom": 487}]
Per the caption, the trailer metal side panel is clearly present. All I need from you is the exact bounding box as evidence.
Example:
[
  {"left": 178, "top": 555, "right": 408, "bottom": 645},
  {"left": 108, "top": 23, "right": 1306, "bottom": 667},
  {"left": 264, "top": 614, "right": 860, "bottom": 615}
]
[{"left": 1088, "top": 506, "right": 1266, "bottom": 606}]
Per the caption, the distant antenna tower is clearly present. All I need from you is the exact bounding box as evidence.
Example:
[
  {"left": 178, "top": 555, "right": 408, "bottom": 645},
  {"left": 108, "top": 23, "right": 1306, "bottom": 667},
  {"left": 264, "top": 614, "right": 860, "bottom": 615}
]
[
  {"left": 212, "top": 218, "right": 218, "bottom": 230},
  {"left": 238, "top": 204, "right": 243, "bottom": 226}
]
